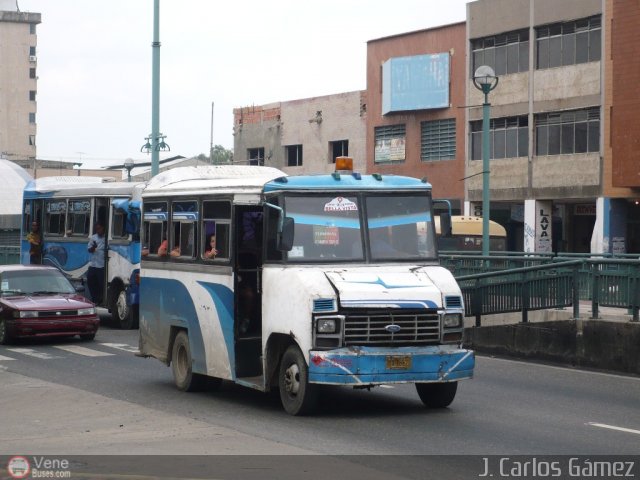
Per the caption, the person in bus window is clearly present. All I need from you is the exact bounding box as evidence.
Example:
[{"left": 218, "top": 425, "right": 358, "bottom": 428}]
[
  {"left": 204, "top": 234, "right": 219, "bottom": 259},
  {"left": 26, "top": 221, "right": 43, "bottom": 264},
  {"left": 157, "top": 236, "right": 168, "bottom": 256}
]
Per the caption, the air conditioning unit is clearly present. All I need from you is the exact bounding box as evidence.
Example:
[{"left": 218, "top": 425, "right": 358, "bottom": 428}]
[{"left": 29, "top": 55, "right": 37, "bottom": 62}]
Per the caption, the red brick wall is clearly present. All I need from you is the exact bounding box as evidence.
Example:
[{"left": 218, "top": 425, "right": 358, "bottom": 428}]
[
  {"left": 611, "top": 0, "right": 640, "bottom": 188},
  {"left": 366, "top": 23, "right": 467, "bottom": 203}
]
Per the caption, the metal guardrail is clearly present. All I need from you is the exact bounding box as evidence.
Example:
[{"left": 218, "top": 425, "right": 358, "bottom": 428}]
[
  {"left": 0, "top": 246, "right": 20, "bottom": 265},
  {"left": 448, "top": 255, "right": 640, "bottom": 325}
]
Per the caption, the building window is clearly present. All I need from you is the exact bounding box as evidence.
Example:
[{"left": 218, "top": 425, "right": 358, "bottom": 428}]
[
  {"left": 535, "top": 107, "right": 600, "bottom": 156},
  {"left": 374, "top": 124, "right": 406, "bottom": 163},
  {"left": 29, "top": 46, "right": 36, "bottom": 56},
  {"left": 29, "top": 113, "right": 36, "bottom": 124},
  {"left": 29, "top": 68, "right": 36, "bottom": 79},
  {"left": 470, "top": 116, "right": 528, "bottom": 160},
  {"left": 29, "top": 90, "right": 36, "bottom": 101},
  {"left": 536, "top": 16, "right": 601, "bottom": 69},
  {"left": 421, "top": 119, "right": 456, "bottom": 161},
  {"left": 286, "top": 145, "right": 303, "bottom": 167},
  {"left": 29, "top": 135, "right": 35, "bottom": 146},
  {"left": 330, "top": 140, "right": 348, "bottom": 163},
  {"left": 30, "top": 23, "right": 36, "bottom": 34},
  {"left": 471, "top": 29, "right": 529, "bottom": 76},
  {"left": 248, "top": 147, "right": 264, "bottom": 166}
]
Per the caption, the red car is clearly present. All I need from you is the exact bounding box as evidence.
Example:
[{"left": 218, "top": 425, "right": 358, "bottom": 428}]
[{"left": 0, "top": 265, "right": 99, "bottom": 345}]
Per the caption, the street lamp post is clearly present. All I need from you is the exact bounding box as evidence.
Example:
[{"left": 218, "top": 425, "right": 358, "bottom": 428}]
[
  {"left": 124, "top": 158, "right": 135, "bottom": 182},
  {"left": 472, "top": 65, "right": 499, "bottom": 258}
]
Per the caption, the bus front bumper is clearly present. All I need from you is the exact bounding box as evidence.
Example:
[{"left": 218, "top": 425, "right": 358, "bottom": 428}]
[{"left": 308, "top": 345, "right": 474, "bottom": 386}]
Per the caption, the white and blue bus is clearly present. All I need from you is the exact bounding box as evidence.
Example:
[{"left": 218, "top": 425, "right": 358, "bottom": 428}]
[
  {"left": 22, "top": 176, "right": 143, "bottom": 328},
  {"left": 138, "top": 160, "right": 474, "bottom": 415}
]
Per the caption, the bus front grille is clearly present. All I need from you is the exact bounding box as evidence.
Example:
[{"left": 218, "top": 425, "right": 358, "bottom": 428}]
[{"left": 343, "top": 311, "right": 440, "bottom": 346}]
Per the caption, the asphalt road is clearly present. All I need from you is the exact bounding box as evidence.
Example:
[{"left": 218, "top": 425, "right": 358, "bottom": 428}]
[{"left": 1, "top": 316, "right": 639, "bottom": 477}]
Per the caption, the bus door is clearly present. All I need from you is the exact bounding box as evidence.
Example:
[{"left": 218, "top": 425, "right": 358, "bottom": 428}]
[
  {"left": 22, "top": 199, "right": 44, "bottom": 264},
  {"left": 94, "top": 198, "right": 110, "bottom": 307},
  {"left": 233, "top": 204, "right": 264, "bottom": 379}
]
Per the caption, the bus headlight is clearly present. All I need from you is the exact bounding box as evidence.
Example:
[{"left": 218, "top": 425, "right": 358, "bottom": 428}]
[
  {"left": 316, "top": 317, "right": 338, "bottom": 334},
  {"left": 443, "top": 313, "right": 462, "bottom": 328}
]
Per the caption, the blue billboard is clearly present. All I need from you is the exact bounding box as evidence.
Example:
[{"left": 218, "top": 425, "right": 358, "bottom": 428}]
[{"left": 382, "top": 53, "right": 450, "bottom": 114}]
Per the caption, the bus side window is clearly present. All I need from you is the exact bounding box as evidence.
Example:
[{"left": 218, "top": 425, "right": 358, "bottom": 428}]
[{"left": 202, "top": 200, "right": 231, "bottom": 262}]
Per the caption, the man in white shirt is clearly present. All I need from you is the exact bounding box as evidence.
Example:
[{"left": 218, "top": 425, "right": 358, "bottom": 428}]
[{"left": 87, "top": 223, "right": 106, "bottom": 305}]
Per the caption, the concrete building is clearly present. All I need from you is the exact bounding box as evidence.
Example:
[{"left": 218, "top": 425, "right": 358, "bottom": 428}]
[
  {"left": 366, "top": 22, "right": 467, "bottom": 214},
  {"left": 0, "top": 1, "right": 40, "bottom": 166},
  {"left": 464, "top": 0, "right": 620, "bottom": 253},
  {"left": 233, "top": 91, "right": 367, "bottom": 175}
]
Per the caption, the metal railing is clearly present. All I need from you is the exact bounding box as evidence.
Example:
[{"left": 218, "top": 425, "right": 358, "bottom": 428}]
[{"left": 450, "top": 256, "right": 640, "bottom": 325}]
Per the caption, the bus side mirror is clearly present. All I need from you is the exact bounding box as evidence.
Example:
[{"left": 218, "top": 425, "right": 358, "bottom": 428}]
[
  {"left": 440, "top": 212, "right": 452, "bottom": 238},
  {"left": 278, "top": 217, "right": 294, "bottom": 251}
]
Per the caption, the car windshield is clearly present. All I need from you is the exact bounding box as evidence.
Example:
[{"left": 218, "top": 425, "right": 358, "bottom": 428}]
[
  {"left": 283, "top": 193, "right": 436, "bottom": 262},
  {"left": 0, "top": 269, "right": 76, "bottom": 296}
]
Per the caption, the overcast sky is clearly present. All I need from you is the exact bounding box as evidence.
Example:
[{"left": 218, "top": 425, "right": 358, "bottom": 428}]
[{"left": 19, "top": 0, "right": 469, "bottom": 169}]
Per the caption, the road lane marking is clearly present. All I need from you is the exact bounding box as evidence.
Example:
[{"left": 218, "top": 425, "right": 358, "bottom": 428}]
[
  {"left": 379, "top": 385, "right": 395, "bottom": 389},
  {"left": 587, "top": 422, "right": 640, "bottom": 435},
  {"left": 100, "top": 343, "right": 139, "bottom": 353},
  {"left": 7, "top": 348, "right": 61, "bottom": 360},
  {"left": 0, "top": 354, "right": 15, "bottom": 361},
  {"left": 54, "top": 345, "right": 114, "bottom": 357}
]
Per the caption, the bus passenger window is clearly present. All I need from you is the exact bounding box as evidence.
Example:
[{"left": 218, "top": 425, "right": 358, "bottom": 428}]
[
  {"left": 202, "top": 200, "right": 231, "bottom": 261},
  {"left": 45, "top": 200, "right": 67, "bottom": 236}
]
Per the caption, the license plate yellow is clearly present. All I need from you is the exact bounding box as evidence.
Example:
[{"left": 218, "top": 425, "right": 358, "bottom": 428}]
[{"left": 385, "top": 355, "right": 412, "bottom": 370}]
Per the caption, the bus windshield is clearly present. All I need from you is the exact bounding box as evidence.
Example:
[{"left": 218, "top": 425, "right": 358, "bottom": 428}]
[{"left": 283, "top": 193, "right": 436, "bottom": 262}]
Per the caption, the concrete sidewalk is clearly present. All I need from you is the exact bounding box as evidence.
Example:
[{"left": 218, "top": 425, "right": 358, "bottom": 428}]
[{"left": 0, "top": 369, "right": 310, "bottom": 456}]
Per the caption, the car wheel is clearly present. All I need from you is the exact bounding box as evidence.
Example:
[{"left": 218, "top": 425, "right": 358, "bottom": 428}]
[
  {"left": 110, "top": 286, "right": 138, "bottom": 329},
  {"left": 171, "top": 331, "right": 207, "bottom": 392},
  {"left": 415, "top": 382, "right": 458, "bottom": 408},
  {"left": 278, "top": 345, "right": 318, "bottom": 416},
  {"left": 79, "top": 333, "right": 96, "bottom": 341},
  {"left": 0, "top": 319, "right": 12, "bottom": 345}
]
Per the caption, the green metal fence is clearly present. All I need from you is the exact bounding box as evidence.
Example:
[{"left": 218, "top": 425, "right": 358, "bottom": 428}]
[{"left": 449, "top": 256, "right": 640, "bottom": 325}]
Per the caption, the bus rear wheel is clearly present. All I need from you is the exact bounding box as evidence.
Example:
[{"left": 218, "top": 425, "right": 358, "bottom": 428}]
[
  {"left": 171, "top": 331, "right": 206, "bottom": 392},
  {"left": 278, "top": 345, "right": 317, "bottom": 416},
  {"left": 415, "top": 382, "right": 458, "bottom": 408}
]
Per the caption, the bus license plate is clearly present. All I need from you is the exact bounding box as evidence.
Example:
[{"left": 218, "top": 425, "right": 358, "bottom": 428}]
[{"left": 386, "top": 355, "right": 411, "bottom": 370}]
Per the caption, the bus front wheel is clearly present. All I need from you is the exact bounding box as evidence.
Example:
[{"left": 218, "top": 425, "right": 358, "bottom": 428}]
[
  {"left": 171, "top": 331, "right": 206, "bottom": 392},
  {"left": 110, "top": 286, "right": 138, "bottom": 329},
  {"left": 415, "top": 381, "right": 458, "bottom": 408},
  {"left": 278, "top": 345, "right": 318, "bottom": 416}
]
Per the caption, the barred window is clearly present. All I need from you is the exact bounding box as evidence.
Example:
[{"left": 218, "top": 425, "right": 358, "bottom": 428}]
[
  {"left": 536, "top": 16, "right": 601, "bottom": 69},
  {"left": 471, "top": 29, "right": 529, "bottom": 77},
  {"left": 421, "top": 119, "right": 456, "bottom": 161},
  {"left": 286, "top": 145, "right": 303, "bottom": 167},
  {"left": 470, "top": 116, "right": 528, "bottom": 160},
  {"left": 374, "top": 124, "right": 406, "bottom": 163},
  {"left": 248, "top": 147, "right": 264, "bottom": 166},
  {"left": 535, "top": 108, "right": 600, "bottom": 156}
]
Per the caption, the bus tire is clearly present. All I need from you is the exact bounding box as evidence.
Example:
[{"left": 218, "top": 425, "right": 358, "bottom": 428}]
[
  {"left": 110, "top": 286, "right": 138, "bottom": 329},
  {"left": 278, "top": 345, "right": 317, "bottom": 416},
  {"left": 415, "top": 381, "right": 458, "bottom": 408},
  {"left": 171, "top": 331, "right": 206, "bottom": 392}
]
